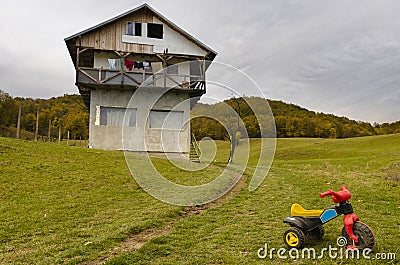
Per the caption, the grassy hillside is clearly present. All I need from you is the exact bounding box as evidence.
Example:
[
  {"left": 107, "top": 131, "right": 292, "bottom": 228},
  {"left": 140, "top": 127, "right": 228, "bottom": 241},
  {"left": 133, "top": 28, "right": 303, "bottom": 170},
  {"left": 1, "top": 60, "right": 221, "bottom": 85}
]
[
  {"left": 1, "top": 135, "right": 399, "bottom": 264},
  {"left": 109, "top": 135, "right": 400, "bottom": 264}
]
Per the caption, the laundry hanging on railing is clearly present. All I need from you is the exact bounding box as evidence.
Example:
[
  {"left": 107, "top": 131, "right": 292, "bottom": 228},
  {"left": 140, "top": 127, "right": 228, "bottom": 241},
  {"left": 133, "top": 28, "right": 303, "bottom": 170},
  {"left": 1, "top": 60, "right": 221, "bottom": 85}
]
[
  {"left": 109, "top": 58, "right": 154, "bottom": 72},
  {"left": 108, "top": 59, "right": 122, "bottom": 70},
  {"left": 108, "top": 59, "right": 116, "bottom": 70},
  {"left": 134, "top": 61, "right": 144, "bottom": 70},
  {"left": 129, "top": 61, "right": 152, "bottom": 71},
  {"left": 143, "top": 61, "right": 151, "bottom": 72},
  {"left": 124, "top": 59, "right": 134, "bottom": 71}
]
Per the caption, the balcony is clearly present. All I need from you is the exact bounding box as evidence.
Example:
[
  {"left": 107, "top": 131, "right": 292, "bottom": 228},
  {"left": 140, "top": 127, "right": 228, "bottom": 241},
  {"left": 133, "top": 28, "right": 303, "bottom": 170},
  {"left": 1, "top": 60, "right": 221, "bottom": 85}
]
[{"left": 76, "top": 67, "right": 205, "bottom": 95}]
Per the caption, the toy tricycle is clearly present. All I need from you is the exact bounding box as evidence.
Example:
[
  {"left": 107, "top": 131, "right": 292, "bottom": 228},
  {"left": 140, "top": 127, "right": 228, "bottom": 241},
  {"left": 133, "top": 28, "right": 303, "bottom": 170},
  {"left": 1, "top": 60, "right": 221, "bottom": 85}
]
[{"left": 283, "top": 186, "right": 375, "bottom": 249}]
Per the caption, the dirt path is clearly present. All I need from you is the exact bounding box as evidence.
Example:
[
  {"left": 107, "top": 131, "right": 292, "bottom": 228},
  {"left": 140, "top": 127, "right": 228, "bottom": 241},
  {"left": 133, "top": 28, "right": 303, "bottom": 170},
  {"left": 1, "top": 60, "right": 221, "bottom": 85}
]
[{"left": 84, "top": 175, "right": 247, "bottom": 265}]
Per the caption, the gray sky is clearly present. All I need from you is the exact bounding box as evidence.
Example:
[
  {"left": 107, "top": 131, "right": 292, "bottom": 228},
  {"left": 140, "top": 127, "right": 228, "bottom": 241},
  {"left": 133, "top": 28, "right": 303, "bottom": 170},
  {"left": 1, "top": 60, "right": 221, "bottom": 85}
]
[{"left": 0, "top": 0, "right": 399, "bottom": 123}]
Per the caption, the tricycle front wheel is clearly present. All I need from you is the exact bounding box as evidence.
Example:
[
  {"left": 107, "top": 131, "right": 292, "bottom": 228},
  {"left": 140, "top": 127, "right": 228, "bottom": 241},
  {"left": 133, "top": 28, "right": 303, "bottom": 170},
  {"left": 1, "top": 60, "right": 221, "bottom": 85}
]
[{"left": 341, "top": 221, "right": 375, "bottom": 249}]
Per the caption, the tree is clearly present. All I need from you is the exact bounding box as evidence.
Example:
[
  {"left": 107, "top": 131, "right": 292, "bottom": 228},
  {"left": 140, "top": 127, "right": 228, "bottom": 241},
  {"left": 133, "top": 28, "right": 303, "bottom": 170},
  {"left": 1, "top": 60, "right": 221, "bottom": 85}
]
[
  {"left": 0, "top": 92, "right": 18, "bottom": 127},
  {"left": 64, "top": 112, "right": 89, "bottom": 139},
  {"left": 243, "top": 115, "right": 261, "bottom": 138},
  {"left": 21, "top": 113, "right": 36, "bottom": 132}
]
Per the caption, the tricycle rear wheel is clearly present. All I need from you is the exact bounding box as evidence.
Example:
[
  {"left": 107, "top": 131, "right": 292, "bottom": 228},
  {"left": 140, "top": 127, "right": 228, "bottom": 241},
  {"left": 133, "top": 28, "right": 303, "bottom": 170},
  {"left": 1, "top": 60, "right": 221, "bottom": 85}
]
[{"left": 283, "top": 227, "right": 305, "bottom": 249}]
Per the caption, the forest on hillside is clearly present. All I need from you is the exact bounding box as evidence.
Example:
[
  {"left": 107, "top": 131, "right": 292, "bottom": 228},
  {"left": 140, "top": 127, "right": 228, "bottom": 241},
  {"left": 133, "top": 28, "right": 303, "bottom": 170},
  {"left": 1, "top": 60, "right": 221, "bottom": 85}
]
[
  {"left": 0, "top": 91, "right": 399, "bottom": 141},
  {"left": 0, "top": 91, "right": 88, "bottom": 140},
  {"left": 190, "top": 96, "right": 400, "bottom": 140}
]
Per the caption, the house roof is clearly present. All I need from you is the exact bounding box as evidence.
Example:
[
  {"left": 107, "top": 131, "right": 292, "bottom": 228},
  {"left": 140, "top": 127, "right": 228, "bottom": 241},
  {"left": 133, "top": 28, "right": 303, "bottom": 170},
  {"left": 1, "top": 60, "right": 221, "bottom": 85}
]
[{"left": 64, "top": 3, "right": 217, "bottom": 58}]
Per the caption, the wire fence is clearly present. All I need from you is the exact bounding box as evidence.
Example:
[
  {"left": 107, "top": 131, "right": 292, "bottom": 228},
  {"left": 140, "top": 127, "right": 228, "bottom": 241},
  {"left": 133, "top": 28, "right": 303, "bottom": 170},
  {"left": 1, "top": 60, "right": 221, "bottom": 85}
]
[{"left": 0, "top": 126, "right": 88, "bottom": 147}]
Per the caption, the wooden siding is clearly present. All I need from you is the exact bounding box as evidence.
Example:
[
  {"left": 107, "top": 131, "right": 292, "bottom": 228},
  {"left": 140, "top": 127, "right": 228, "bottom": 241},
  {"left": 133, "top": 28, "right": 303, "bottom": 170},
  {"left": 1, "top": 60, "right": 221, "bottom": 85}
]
[{"left": 77, "top": 9, "right": 154, "bottom": 53}]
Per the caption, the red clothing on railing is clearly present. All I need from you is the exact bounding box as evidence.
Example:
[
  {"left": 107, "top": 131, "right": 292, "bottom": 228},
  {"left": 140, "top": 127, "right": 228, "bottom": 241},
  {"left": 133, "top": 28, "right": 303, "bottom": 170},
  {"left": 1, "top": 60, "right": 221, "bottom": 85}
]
[{"left": 124, "top": 59, "right": 134, "bottom": 71}]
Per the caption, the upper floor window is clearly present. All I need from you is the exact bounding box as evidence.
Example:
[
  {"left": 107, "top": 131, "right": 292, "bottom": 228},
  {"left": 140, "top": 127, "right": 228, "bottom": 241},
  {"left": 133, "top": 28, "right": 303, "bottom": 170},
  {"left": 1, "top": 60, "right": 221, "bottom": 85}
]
[
  {"left": 126, "top": 22, "right": 142, "bottom": 36},
  {"left": 147, "top": 23, "right": 163, "bottom": 39}
]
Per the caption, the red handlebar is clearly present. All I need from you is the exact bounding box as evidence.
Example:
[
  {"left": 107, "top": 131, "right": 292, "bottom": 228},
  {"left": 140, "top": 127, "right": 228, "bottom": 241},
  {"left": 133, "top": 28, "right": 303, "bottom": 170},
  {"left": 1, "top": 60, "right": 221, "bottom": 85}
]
[
  {"left": 320, "top": 186, "right": 352, "bottom": 203},
  {"left": 319, "top": 190, "right": 333, "bottom": 198}
]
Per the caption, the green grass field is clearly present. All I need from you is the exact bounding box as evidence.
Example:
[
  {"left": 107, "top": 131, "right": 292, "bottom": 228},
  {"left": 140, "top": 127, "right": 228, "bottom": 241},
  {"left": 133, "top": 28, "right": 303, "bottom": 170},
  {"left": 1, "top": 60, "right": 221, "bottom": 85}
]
[{"left": 0, "top": 135, "right": 399, "bottom": 264}]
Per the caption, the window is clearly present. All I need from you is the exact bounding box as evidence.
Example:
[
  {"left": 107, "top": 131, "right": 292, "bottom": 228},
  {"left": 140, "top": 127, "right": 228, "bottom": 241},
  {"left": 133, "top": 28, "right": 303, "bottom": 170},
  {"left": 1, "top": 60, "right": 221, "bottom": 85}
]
[
  {"left": 126, "top": 22, "right": 142, "bottom": 36},
  {"left": 147, "top": 23, "right": 163, "bottom": 39},
  {"left": 190, "top": 60, "right": 202, "bottom": 86},
  {"left": 99, "top": 107, "right": 136, "bottom": 127},
  {"left": 167, "top": 63, "right": 178, "bottom": 74},
  {"left": 149, "top": 110, "right": 183, "bottom": 129}
]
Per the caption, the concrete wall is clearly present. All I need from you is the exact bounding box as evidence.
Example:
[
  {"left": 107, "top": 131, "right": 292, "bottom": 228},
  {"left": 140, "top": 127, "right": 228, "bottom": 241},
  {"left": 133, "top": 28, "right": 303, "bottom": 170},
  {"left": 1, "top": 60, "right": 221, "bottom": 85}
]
[
  {"left": 93, "top": 52, "right": 120, "bottom": 69},
  {"left": 89, "top": 88, "right": 190, "bottom": 153}
]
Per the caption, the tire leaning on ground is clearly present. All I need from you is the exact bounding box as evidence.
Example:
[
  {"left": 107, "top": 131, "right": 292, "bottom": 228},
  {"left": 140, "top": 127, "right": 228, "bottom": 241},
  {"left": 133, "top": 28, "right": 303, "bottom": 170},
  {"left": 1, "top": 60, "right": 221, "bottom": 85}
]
[
  {"left": 341, "top": 221, "right": 375, "bottom": 249},
  {"left": 283, "top": 227, "right": 306, "bottom": 249}
]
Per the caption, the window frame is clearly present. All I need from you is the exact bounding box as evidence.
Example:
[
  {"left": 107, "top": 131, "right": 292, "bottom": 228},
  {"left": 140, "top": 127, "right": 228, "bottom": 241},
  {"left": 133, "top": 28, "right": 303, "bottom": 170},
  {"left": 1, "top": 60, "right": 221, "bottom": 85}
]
[
  {"left": 126, "top": 21, "right": 142, "bottom": 36},
  {"left": 147, "top": 23, "right": 163, "bottom": 39},
  {"left": 98, "top": 106, "right": 137, "bottom": 127}
]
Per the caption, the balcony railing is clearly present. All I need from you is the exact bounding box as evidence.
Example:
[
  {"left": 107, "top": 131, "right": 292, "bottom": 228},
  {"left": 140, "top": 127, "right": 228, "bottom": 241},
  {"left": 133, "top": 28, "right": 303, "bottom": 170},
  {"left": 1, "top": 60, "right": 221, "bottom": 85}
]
[{"left": 76, "top": 67, "right": 205, "bottom": 91}]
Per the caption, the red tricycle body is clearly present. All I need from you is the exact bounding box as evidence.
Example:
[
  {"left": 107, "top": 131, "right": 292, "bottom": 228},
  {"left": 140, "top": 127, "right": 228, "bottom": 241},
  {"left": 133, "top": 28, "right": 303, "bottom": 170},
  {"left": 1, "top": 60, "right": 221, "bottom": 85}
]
[{"left": 283, "top": 186, "right": 375, "bottom": 250}]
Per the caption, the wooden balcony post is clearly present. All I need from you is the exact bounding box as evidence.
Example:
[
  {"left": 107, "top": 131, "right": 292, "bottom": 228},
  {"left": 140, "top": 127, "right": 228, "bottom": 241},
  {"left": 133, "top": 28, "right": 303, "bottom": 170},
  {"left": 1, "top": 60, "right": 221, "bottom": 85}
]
[
  {"left": 76, "top": 47, "right": 80, "bottom": 68},
  {"left": 99, "top": 67, "right": 102, "bottom": 82}
]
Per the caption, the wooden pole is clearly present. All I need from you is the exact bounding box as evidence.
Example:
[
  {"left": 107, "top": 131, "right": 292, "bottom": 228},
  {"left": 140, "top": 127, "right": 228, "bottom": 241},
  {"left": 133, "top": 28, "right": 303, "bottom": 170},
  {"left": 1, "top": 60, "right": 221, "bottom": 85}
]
[
  {"left": 67, "top": 130, "right": 70, "bottom": 146},
  {"left": 48, "top": 119, "right": 51, "bottom": 142},
  {"left": 76, "top": 47, "right": 80, "bottom": 84},
  {"left": 58, "top": 126, "right": 61, "bottom": 145},
  {"left": 34, "top": 109, "right": 39, "bottom": 142},
  {"left": 16, "top": 101, "right": 22, "bottom": 139},
  {"left": 76, "top": 47, "right": 80, "bottom": 68},
  {"left": 228, "top": 132, "right": 235, "bottom": 164},
  {"left": 163, "top": 49, "right": 167, "bottom": 87}
]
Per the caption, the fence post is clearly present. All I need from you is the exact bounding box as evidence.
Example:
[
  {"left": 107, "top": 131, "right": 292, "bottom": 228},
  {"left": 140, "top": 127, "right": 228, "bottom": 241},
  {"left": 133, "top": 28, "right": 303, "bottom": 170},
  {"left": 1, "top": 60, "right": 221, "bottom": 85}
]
[
  {"left": 16, "top": 101, "right": 22, "bottom": 139},
  {"left": 34, "top": 109, "right": 39, "bottom": 142},
  {"left": 58, "top": 126, "right": 61, "bottom": 145},
  {"left": 48, "top": 120, "right": 51, "bottom": 142}
]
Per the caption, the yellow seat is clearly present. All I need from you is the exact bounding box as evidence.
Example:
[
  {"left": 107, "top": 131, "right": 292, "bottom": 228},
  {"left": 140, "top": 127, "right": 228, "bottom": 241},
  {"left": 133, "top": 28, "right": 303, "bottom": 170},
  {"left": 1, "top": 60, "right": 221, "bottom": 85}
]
[{"left": 291, "top": 203, "right": 323, "bottom": 217}]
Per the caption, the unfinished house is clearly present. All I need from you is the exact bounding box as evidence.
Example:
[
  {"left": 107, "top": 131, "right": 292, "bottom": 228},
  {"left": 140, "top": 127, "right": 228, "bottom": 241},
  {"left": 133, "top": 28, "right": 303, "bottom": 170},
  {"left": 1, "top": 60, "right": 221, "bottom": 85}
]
[{"left": 65, "top": 3, "right": 217, "bottom": 157}]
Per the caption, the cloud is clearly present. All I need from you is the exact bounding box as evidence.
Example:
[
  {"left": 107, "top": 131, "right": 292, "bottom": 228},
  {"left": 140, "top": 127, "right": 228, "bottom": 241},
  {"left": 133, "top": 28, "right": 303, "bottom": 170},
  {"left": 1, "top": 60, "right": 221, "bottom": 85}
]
[
  {"left": 0, "top": 0, "right": 399, "bottom": 122},
  {"left": 202, "top": 0, "right": 400, "bottom": 123}
]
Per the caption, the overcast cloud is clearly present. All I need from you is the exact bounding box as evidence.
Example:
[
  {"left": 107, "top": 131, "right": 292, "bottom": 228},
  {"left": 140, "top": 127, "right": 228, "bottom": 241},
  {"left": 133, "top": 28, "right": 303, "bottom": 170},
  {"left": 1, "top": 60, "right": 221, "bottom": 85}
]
[{"left": 0, "top": 0, "right": 399, "bottom": 123}]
